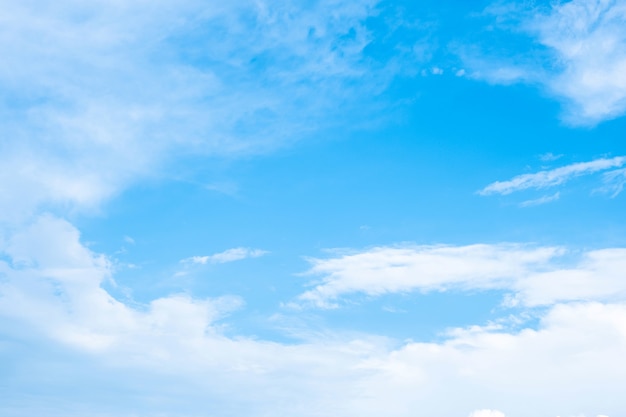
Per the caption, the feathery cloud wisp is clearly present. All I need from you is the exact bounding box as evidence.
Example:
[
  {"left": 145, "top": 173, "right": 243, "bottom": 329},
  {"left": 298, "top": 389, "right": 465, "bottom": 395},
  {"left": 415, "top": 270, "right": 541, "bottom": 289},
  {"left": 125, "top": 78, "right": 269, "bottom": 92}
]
[
  {"left": 0, "top": 0, "right": 393, "bottom": 223},
  {"left": 182, "top": 248, "right": 268, "bottom": 265},
  {"left": 479, "top": 156, "right": 625, "bottom": 196}
]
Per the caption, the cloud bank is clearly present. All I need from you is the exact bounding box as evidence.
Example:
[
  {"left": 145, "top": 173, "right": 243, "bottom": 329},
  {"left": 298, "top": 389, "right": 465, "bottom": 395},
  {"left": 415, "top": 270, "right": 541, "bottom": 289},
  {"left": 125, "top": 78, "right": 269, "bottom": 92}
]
[{"left": 1, "top": 215, "right": 624, "bottom": 416}]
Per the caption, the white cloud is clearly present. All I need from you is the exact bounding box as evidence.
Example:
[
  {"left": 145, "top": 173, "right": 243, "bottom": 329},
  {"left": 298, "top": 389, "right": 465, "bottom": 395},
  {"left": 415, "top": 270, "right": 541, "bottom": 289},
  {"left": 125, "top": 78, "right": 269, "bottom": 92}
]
[
  {"left": 0, "top": 215, "right": 244, "bottom": 352},
  {"left": 298, "top": 244, "right": 559, "bottom": 308},
  {"left": 532, "top": 0, "right": 626, "bottom": 124},
  {"left": 601, "top": 167, "right": 626, "bottom": 197},
  {"left": 182, "top": 248, "right": 268, "bottom": 265},
  {"left": 1, "top": 216, "right": 624, "bottom": 416},
  {"left": 519, "top": 192, "right": 560, "bottom": 207},
  {"left": 468, "top": 0, "right": 626, "bottom": 124},
  {"left": 539, "top": 152, "right": 563, "bottom": 162},
  {"left": 297, "top": 244, "right": 626, "bottom": 308},
  {"left": 512, "top": 248, "right": 626, "bottom": 306},
  {"left": 479, "top": 156, "right": 625, "bottom": 196},
  {"left": 355, "top": 301, "right": 626, "bottom": 417}
]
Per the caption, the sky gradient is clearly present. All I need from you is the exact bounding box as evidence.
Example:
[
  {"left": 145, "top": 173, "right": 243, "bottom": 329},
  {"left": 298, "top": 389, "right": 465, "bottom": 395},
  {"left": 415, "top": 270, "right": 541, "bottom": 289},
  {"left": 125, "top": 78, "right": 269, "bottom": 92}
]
[{"left": 1, "top": 1, "right": 626, "bottom": 416}]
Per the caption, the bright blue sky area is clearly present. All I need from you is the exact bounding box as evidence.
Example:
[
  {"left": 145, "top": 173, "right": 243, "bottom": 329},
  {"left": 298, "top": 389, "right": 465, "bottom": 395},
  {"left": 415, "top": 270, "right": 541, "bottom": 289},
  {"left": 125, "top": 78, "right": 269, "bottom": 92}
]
[
  {"left": 77, "top": 63, "right": 626, "bottom": 341},
  {"left": 2, "top": 1, "right": 626, "bottom": 416}
]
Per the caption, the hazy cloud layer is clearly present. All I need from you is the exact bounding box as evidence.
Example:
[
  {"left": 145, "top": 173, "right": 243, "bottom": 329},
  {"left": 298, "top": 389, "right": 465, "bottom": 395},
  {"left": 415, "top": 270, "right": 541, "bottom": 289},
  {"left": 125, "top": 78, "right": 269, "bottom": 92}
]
[
  {"left": 479, "top": 156, "right": 625, "bottom": 196},
  {"left": 0, "top": 0, "right": 398, "bottom": 222}
]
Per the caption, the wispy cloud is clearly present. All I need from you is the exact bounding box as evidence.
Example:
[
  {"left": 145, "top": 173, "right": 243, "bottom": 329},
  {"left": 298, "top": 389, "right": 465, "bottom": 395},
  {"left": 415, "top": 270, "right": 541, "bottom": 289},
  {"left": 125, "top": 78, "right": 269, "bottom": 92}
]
[
  {"left": 182, "top": 247, "right": 268, "bottom": 265},
  {"left": 0, "top": 0, "right": 407, "bottom": 223},
  {"left": 538, "top": 152, "right": 563, "bottom": 162},
  {"left": 601, "top": 168, "right": 626, "bottom": 197},
  {"left": 296, "top": 243, "right": 626, "bottom": 308},
  {"left": 479, "top": 156, "right": 625, "bottom": 196},
  {"left": 465, "top": 0, "right": 626, "bottom": 125},
  {"left": 519, "top": 192, "right": 560, "bottom": 207}
]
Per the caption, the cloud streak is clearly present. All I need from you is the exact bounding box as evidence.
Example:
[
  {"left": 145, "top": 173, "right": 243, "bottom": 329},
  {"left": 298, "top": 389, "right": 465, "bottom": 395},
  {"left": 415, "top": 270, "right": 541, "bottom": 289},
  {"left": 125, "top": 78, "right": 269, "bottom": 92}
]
[
  {"left": 519, "top": 192, "right": 560, "bottom": 207},
  {"left": 182, "top": 248, "right": 268, "bottom": 265},
  {"left": 479, "top": 156, "right": 625, "bottom": 196}
]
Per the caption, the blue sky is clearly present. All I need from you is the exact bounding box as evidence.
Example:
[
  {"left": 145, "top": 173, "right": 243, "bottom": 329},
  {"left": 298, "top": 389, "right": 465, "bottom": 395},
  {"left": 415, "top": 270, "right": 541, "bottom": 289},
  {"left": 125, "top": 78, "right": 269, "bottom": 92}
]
[{"left": 1, "top": 0, "right": 626, "bottom": 416}]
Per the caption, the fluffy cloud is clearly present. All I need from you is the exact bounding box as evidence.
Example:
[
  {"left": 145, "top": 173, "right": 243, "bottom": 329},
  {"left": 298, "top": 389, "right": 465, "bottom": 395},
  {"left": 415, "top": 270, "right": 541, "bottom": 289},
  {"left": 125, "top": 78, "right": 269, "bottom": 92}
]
[
  {"left": 1, "top": 216, "right": 624, "bottom": 416},
  {"left": 467, "top": 0, "right": 626, "bottom": 125},
  {"left": 0, "top": 215, "right": 243, "bottom": 352},
  {"left": 297, "top": 244, "right": 626, "bottom": 308},
  {"left": 360, "top": 301, "right": 626, "bottom": 417},
  {"left": 532, "top": 0, "right": 626, "bottom": 124}
]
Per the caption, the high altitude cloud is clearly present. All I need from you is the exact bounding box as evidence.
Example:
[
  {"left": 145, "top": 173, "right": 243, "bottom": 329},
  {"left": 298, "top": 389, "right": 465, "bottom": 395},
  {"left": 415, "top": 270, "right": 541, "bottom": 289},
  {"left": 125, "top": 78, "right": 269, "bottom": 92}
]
[
  {"left": 0, "top": 216, "right": 623, "bottom": 416},
  {"left": 518, "top": 191, "right": 560, "bottom": 207},
  {"left": 297, "top": 244, "right": 626, "bottom": 308},
  {"left": 467, "top": 0, "right": 626, "bottom": 125},
  {"left": 602, "top": 167, "right": 626, "bottom": 197},
  {"left": 182, "top": 248, "right": 268, "bottom": 265},
  {"left": 479, "top": 156, "right": 625, "bottom": 196},
  {"left": 0, "top": 0, "right": 395, "bottom": 222}
]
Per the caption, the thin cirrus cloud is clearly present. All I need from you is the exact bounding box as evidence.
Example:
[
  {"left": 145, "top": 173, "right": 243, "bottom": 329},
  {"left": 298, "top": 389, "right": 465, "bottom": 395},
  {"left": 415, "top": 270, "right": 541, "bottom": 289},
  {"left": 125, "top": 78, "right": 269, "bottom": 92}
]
[
  {"left": 518, "top": 191, "right": 560, "bottom": 207},
  {"left": 602, "top": 167, "right": 626, "bottom": 197},
  {"left": 478, "top": 156, "right": 626, "bottom": 196},
  {"left": 0, "top": 0, "right": 402, "bottom": 223},
  {"left": 0, "top": 215, "right": 623, "bottom": 416},
  {"left": 182, "top": 248, "right": 268, "bottom": 265},
  {"left": 296, "top": 244, "right": 626, "bottom": 308},
  {"left": 465, "top": 0, "right": 626, "bottom": 125}
]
